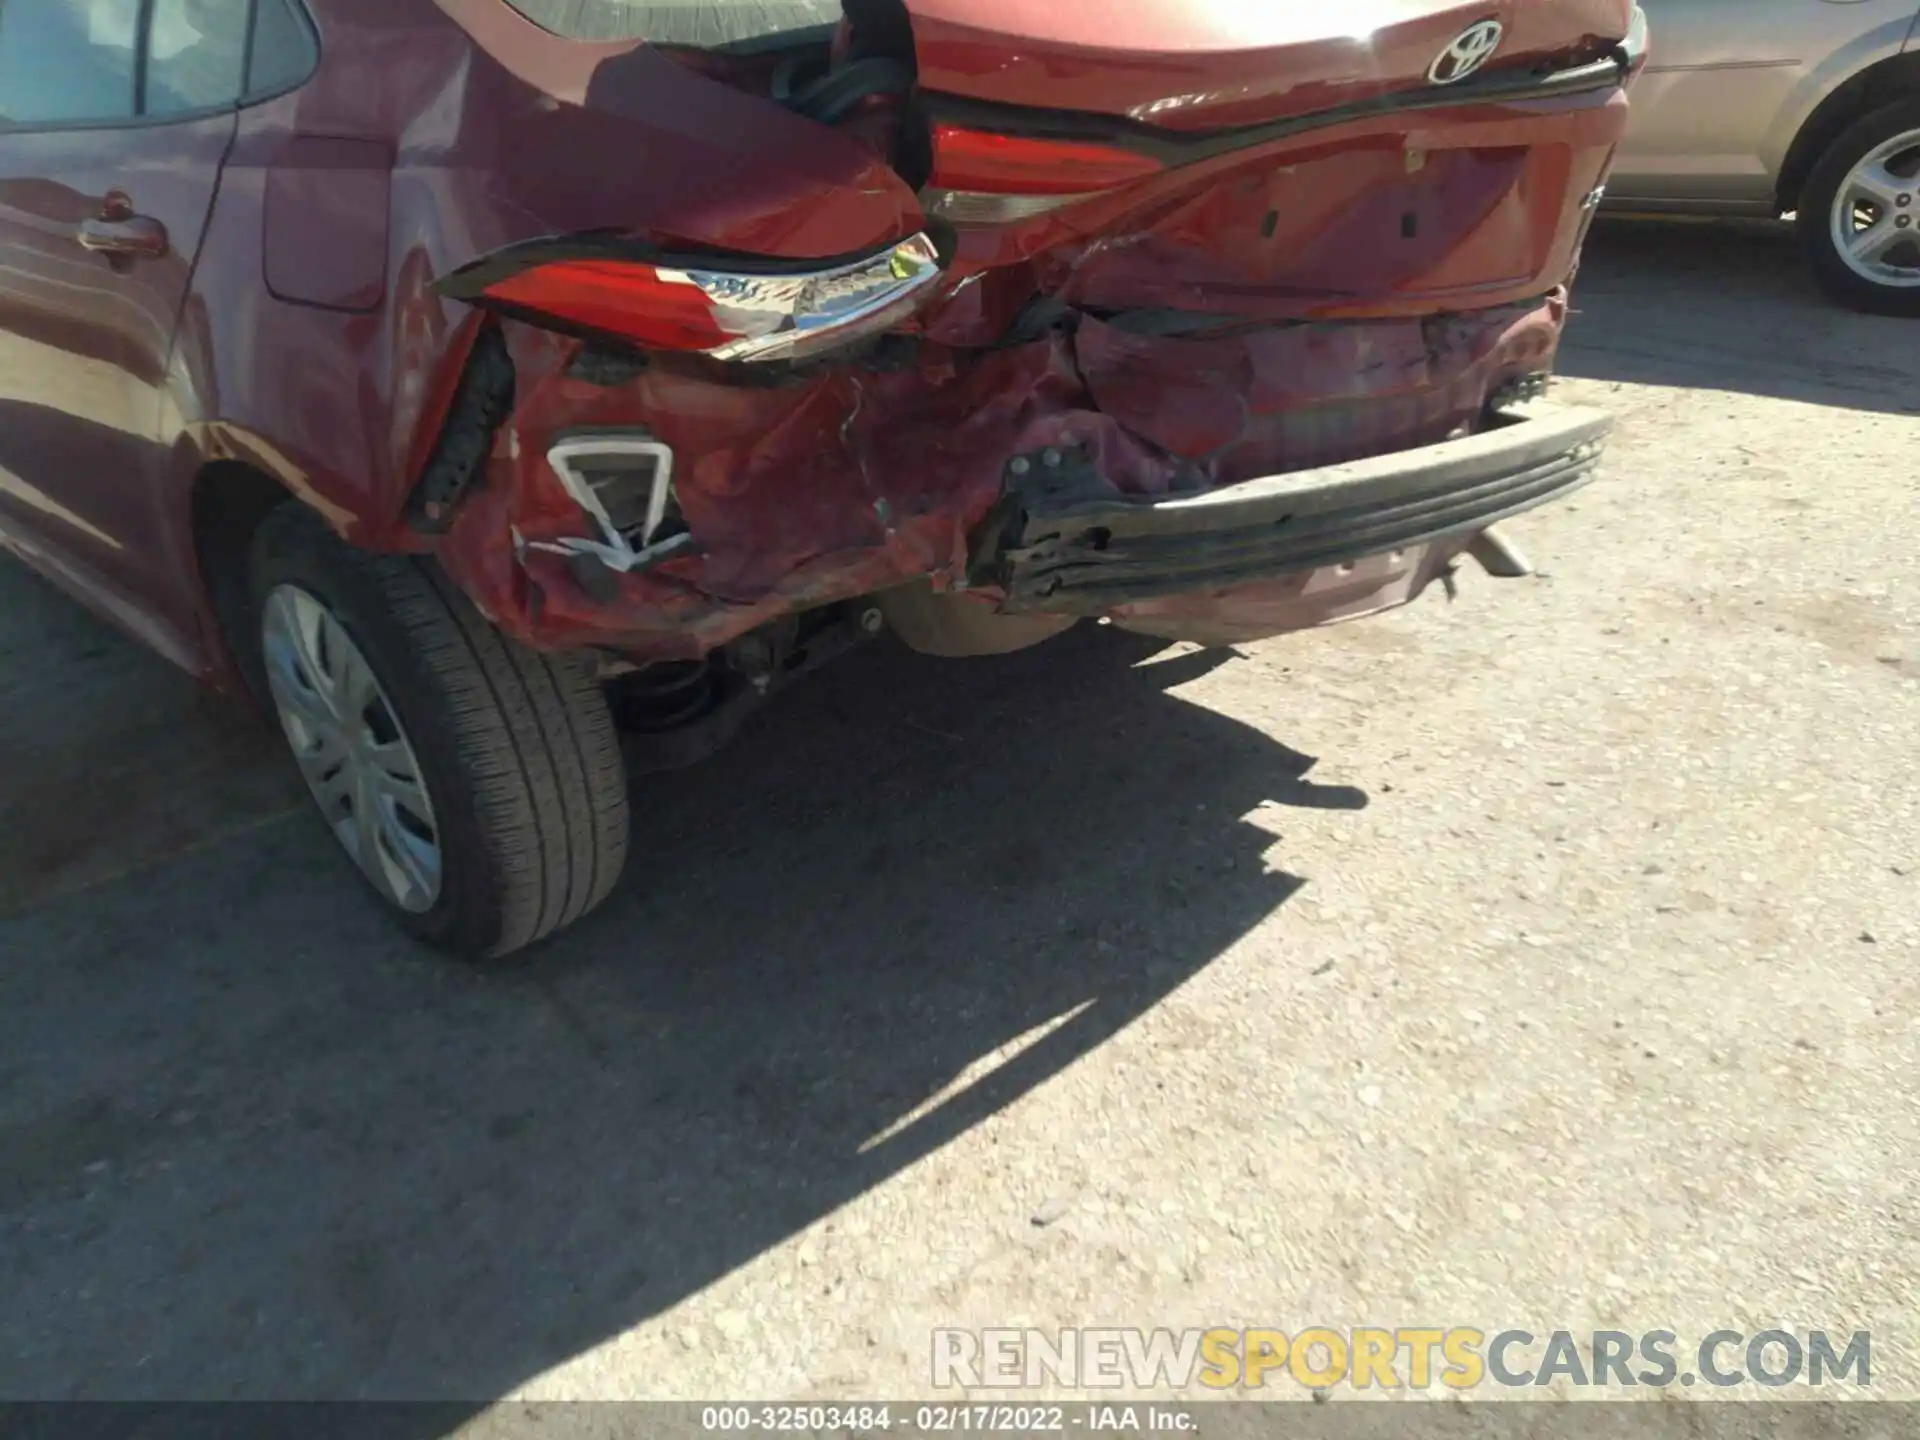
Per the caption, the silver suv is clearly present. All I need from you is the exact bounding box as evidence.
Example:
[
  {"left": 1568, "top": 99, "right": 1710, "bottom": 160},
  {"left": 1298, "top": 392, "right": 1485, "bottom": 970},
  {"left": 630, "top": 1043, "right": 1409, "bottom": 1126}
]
[{"left": 1610, "top": 0, "right": 1920, "bottom": 313}]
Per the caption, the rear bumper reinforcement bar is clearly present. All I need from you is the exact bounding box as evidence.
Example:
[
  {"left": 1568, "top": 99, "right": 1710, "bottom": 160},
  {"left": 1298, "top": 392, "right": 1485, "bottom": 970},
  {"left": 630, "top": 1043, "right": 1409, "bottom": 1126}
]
[{"left": 977, "top": 401, "right": 1614, "bottom": 613}]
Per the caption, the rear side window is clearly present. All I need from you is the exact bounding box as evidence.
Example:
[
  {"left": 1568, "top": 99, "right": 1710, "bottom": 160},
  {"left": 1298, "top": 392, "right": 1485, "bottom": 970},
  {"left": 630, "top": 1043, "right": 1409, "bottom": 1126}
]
[
  {"left": 145, "top": 0, "right": 251, "bottom": 115},
  {"left": 0, "top": 0, "right": 139, "bottom": 125},
  {"left": 505, "top": 0, "right": 840, "bottom": 49},
  {"left": 247, "top": 0, "right": 317, "bottom": 95}
]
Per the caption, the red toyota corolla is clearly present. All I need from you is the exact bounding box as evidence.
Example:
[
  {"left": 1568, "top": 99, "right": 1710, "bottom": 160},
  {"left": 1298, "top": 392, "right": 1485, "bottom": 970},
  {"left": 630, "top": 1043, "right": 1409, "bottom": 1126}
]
[{"left": 0, "top": 0, "right": 1643, "bottom": 958}]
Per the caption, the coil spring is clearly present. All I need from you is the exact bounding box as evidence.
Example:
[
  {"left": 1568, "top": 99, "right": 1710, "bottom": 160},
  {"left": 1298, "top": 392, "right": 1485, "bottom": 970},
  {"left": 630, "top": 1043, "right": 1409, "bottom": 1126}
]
[{"left": 619, "top": 660, "right": 717, "bottom": 733}]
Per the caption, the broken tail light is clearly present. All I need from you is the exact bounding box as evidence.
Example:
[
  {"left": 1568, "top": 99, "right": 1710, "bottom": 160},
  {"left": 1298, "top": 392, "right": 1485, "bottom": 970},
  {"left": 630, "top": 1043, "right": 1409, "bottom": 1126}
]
[
  {"left": 467, "top": 233, "right": 944, "bottom": 363},
  {"left": 922, "top": 124, "right": 1164, "bottom": 224}
]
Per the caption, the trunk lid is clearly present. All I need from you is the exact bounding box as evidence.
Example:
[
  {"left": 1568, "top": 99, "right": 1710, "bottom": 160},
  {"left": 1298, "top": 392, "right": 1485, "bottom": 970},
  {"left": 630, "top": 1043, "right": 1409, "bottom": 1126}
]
[
  {"left": 904, "top": 0, "right": 1634, "bottom": 130},
  {"left": 906, "top": 0, "right": 1642, "bottom": 324}
]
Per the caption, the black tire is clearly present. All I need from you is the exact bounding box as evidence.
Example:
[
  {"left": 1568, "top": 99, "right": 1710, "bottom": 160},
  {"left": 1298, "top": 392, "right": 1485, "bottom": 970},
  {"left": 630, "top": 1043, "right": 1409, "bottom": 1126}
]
[
  {"left": 248, "top": 505, "right": 630, "bottom": 959},
  {"left": 1798, "top": 95, "right": 1920, "bottom": 317}
]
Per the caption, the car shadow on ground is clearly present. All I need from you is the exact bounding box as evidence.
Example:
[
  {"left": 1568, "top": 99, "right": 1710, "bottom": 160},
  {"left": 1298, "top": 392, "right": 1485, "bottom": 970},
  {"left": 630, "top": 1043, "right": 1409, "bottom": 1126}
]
[
  {"left": 0, "top": 554, "right": 302, "bottom": 917},
  {"left": 0, "top": 601, "right": 1362, "bottom": 1404},
  {"left": 1561, "top": 215, "right": 1920, "bottom": 415}
]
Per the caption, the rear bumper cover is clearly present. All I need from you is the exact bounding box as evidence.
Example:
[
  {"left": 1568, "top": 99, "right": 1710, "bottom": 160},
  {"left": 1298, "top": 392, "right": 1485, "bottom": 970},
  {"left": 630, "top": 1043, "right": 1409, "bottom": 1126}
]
[{"left": 975, "top": 401, "right": 1612, "bottom": 615}]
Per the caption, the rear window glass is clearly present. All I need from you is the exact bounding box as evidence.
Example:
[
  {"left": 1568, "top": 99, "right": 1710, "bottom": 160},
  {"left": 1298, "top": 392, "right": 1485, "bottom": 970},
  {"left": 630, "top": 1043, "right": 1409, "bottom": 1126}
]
[{"left": 505, "top": 0, "right": 840, "bottom": 49}]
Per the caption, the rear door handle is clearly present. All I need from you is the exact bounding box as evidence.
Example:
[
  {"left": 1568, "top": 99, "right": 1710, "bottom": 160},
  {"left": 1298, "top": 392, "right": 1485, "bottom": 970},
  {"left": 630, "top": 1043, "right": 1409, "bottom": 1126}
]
[
  {"left": 77, "top": 215, "right": 168, "bottom": 259},
  {"left": 76, "top": 198, "right": 168, "bottom": 260}
]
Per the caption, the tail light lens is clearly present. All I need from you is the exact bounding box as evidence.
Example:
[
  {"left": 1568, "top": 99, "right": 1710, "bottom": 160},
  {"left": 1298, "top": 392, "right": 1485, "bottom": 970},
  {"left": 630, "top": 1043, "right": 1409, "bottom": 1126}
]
[
  {"left": 486, "top": 263, "right": 736, "bottom": 352},
  {"left": 930, "top": 125, "right": 1164, "bottom": 194},
  {"left": 923, "top": 123, "right": 1164, "bottom": 223},
  {"left": 463, "top": 233, "right": 944, "bottom": 363}
]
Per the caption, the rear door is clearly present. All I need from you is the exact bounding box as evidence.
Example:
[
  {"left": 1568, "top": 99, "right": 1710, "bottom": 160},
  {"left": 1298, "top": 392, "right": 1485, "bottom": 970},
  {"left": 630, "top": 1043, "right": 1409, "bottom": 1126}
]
[
  {"left": 1611, "top": 0, "right": 1918, "bottom": 208},
  {"left": 0, "top": 0, "right": 248, "bottom": 662}
]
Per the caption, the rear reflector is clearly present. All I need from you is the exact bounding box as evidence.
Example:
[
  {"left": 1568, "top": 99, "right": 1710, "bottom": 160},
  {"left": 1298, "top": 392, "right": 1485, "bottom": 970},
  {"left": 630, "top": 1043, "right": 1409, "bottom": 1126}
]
[
  {"left": 476, "top": 233, "right": 943, "bottom": 363},
  {"left": 928, "top": 124, "right": 1163, "bottom": 196}
]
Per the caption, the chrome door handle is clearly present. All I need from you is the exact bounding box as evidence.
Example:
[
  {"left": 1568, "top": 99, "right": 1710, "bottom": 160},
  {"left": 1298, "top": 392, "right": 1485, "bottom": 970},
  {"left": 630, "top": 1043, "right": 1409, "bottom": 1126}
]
[{"left": 76, "top": 214, "right": 168, "bottom": 260}]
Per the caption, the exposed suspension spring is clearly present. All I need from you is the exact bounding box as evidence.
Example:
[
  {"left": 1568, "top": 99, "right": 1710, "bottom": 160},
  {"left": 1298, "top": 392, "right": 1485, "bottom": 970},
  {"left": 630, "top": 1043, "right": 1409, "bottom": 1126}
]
[{"left": 615, "top": 659, "right": 719, "bottom": 733}]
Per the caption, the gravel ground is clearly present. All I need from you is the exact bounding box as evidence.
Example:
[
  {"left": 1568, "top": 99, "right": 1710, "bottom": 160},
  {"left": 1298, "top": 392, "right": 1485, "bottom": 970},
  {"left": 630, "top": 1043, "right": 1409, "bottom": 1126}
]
[{"left": 0, "top": 217, "right": 1914, "bottom": 1408}]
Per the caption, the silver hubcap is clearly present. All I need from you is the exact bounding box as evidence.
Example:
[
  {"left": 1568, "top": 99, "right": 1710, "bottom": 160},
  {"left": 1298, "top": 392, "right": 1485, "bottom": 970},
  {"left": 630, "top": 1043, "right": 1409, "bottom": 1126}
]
[
  {"left": 1831, "top": 127, "right": 1920, "bottom": 288},
  {"left": 262, "top": 585, "right": 442, "bottom": 914}
]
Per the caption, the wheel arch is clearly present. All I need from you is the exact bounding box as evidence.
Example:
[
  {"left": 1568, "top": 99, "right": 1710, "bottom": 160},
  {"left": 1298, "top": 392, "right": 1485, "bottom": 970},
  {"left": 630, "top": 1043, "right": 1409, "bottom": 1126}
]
[
  {"left": 1775, "top": 48, "right": 1920, "bottom": 215},
  {"left": 189, "top": 458, "right": 299, "bottom": 694}
]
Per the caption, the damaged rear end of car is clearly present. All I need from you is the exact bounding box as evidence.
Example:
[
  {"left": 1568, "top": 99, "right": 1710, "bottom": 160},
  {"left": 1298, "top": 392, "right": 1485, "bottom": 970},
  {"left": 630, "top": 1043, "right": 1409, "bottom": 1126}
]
[{"left": 411, "top": 0, "right": 1646, "bottom": 725}]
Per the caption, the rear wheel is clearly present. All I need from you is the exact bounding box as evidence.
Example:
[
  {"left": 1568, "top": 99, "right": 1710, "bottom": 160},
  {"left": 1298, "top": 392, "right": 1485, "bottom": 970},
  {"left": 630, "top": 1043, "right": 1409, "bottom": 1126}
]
[
  {"left": 1800, "top": 97, "right": 1920, "bottom": 316},
  {"left": 249, "top": 506, "right": 630, "bottom": 959}
]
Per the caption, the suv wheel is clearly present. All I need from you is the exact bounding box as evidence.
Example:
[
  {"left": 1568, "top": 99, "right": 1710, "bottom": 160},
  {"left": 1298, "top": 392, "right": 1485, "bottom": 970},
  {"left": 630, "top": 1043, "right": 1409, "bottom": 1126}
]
[
  {"left": 249, "top": 506, "right": 630, "bottom": 959},
  {"left": 1800, "top": 96, "right": 1920, "bottom": 316}
]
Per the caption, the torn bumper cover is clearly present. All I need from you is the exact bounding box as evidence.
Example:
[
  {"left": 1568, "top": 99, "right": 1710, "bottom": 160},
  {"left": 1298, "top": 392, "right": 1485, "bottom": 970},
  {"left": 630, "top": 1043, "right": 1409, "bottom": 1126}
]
[
  {"left": 970, "top": 400, "right": 1612, "bottom": 640},
  {"left": 436, "top": 299, "right": 1600, "bottom": 659}
]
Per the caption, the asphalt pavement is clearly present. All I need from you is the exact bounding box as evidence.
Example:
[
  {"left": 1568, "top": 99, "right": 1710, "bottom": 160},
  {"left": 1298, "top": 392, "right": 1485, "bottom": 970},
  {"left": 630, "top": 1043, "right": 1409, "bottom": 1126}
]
[{"left": 0, "top": 217, "right": 1914, "bottom": 1407}]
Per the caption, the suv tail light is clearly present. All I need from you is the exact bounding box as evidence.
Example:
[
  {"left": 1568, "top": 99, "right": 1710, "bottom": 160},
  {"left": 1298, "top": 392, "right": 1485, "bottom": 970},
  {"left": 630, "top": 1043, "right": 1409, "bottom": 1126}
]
[
  {"left": 922, "top": 124, "right": 1164, "bottom": 224},
  {"left": 449, "top": 233, "right": 944, "bottom": 363}
]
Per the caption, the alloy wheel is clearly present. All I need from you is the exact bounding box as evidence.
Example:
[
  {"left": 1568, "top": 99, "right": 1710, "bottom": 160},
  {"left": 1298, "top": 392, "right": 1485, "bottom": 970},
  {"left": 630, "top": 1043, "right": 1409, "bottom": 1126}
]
[{"left": 1830, "top": 127, "right": 1920, "bottom": 289}]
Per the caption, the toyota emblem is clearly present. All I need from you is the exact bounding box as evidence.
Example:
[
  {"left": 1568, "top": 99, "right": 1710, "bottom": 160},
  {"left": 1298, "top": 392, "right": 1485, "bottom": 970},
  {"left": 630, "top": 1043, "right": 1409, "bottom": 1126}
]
[{"left": 1428, "top": 19, "right": 1504, "bottom": 85}]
